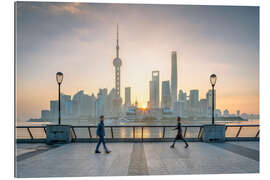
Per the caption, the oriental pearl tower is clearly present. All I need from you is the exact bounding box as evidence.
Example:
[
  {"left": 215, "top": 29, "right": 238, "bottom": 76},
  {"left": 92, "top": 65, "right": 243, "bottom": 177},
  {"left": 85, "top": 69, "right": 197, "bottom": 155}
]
[{"left": 112, "top": 25, "right": 122, "bottom": 117}]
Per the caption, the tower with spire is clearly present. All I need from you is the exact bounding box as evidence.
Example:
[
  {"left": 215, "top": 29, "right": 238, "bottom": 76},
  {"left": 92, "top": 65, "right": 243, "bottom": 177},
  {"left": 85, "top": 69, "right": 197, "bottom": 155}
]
[
  {"left": 113, "top": 24, "right": 122, "bottom": 97},
  {"left": 112, "top": 24, "right": 123, "bottom": 117}
]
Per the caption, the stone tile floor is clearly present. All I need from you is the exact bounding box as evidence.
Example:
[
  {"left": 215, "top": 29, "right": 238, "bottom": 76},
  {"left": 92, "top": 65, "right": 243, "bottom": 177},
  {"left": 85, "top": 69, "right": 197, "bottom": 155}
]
[{"left": 15, "top": 141, "right": 259, "bottom": 178}]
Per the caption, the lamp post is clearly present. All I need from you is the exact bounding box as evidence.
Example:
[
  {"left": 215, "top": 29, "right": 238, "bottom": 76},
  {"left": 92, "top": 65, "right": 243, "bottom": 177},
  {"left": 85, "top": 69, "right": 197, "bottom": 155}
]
[
  {"left": 56, "top": 72, "right": 63, "bottom": 125},
  {"left": 210, "top": 74, "right": 217, "bottom": 125}
]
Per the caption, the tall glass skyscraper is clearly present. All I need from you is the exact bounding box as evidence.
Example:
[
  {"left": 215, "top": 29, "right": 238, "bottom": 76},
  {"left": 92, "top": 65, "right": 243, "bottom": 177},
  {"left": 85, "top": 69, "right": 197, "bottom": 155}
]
[
  {"left": 171, "top": 51, "right": 178, "bottom": 108},
  {"left": 149, "top": 71, "right": 160, "bottom": 108},
  {"left": 161, "top": 80, "right": 171, "bottom": 108}
]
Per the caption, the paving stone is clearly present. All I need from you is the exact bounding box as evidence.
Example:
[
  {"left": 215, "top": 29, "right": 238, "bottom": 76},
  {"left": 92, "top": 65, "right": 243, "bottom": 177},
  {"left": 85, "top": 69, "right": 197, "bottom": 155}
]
[{"left": 16, "top": 142, "right": 259, "bottom": 177}]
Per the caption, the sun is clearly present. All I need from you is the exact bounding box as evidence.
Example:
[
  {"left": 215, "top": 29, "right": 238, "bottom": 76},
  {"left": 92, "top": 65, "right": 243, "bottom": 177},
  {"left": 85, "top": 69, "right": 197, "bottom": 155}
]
[{"left": 141, "top": 104, "right": 147, "bottom": 109}]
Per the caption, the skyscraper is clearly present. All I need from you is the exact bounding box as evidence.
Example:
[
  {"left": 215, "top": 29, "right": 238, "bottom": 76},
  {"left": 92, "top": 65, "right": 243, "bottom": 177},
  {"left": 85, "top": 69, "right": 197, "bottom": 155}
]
[
  {"left": 50, "top": 100, "right": 58, "bottom": 119},
  {"left": 161, "top": 80, "right": 171, "bottom": 108},
  {"left": 199, "top": 99, "right": 208, "bottom": 117},
  {"left": 112, "top": 25, "right": 123, "bottom": 116},
  {"left": 223, "top": 109, "right": 229, "bottom": 117},
  {"left": 149, "top": 71, "right": 160, "bottom": 108},
  {"left": 96, "top": 91, "right": 104, "bottom": 118},
  {"left": 171, "top": 51, "right": 178, "bottom": 108},
  {"left": 73, "top": 90, "right": 94, "bottom": 117},
  {"left": 178, "top": 89, "right": 187, "bottom": 101},
  {"left": 189, "top": 90, "right": 199, "bottom": 106},
  {"left": 189, "top": 89, "right": 199, "bottom": 116},
  {"left": 125, "top": 87, "right": 131, "bottom": 106},
  {"left": 60, "top": 94, "right": 71, "bottom": 117},
  {"left": 237, "top": 110, "right": 240, "bottom": 117}
]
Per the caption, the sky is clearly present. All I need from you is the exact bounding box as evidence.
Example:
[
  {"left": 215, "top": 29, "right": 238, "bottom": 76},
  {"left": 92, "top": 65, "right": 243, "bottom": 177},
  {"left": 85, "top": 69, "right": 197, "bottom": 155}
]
[{"left": 16, "top": 2, "right": 259, "bottom": 121}]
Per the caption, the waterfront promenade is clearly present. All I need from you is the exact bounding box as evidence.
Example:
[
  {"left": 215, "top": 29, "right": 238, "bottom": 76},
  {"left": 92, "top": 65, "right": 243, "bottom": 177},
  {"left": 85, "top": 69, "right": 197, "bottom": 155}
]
[{"left": 16, "top": 141, "right": 259, "bottom": 177}]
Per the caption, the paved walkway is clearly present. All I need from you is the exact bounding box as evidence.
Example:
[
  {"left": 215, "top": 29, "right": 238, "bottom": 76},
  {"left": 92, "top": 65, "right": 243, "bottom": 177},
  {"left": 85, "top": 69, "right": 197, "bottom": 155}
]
[{"left": 16, "top": 141, "right": 259, "bottom": 178}]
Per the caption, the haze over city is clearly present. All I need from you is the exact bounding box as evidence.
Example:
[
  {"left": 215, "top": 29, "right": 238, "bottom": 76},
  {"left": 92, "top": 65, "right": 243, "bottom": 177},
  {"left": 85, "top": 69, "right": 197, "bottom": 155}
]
[{"left": 16, "top": 2, "right": 259, "bottom": 121}]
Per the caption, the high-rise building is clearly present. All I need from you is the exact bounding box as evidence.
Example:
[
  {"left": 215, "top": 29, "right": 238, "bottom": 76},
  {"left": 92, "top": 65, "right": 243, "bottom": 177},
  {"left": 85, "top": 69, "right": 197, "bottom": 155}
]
[
  {"left": 41, "top": 110, "right": 50, "bottom": 120},
  {"left": 189, "top": 90, "right": 199, "bottom": 116},
  {"left": 99, "top": 88, "right": 110, "bottom": 116},
  {"left": 237, "top": 110, "right": 240, "bottom": 116},
  {"left": 96, "top": 91, "right": 104, "bottom": 118},
  {"left": 161, "top": 80, "right": 171, "bottom": 108},
  {"left": 50, "top": 100, "right": 58, "bottom": 119},
  {"left": 60, "top": 94, "right": 71, "bottom": 117},
  {"left": 199, "top": 99, "right": 208, "bottom": 117},
  {"left": 223, "top": 109, "right": 229, "bottom": 117},
  {"left": 173, "top": 101, "right": 185, "bottom": 117},
  {"left": 125, "top": 87, "right": 131, "bottom": 106},
  {"left": 215, "top": 109, "right": 222, "bottom": 117},
  {"left": 65, "top": 100, "right": 73, "bottom": 117},
  {"left": 89, "top": 94, "right": 96, "bottom": 117},
  {"left": 171, "top": 51, "right": 178, "bottom": 108},
  {"left": 108, "top": 88, "right": 116, "bottom": 116},
  {"left": 149, "top": 71, "right": 160, "bottom": 108},
  {"left": 112, "top": 25, "right": 123, "bottom": 116},
  {"left": 178, "top": 89, "right": 187, "bottom": 101},
  {"left": 189, "top": 90, "right": 199, "bottom": 105},
  {"left": 72, "top": 90, "right": 96, "bottom": 117},
  {"left": 72, "top": 100, "right": 80, "bottom": 117}
]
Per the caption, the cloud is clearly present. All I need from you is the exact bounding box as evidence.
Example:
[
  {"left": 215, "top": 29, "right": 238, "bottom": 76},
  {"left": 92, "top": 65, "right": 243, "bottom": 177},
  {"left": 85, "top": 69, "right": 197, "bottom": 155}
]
[{"left": 48, "top": 3, "right": 81, "bottom": 15}]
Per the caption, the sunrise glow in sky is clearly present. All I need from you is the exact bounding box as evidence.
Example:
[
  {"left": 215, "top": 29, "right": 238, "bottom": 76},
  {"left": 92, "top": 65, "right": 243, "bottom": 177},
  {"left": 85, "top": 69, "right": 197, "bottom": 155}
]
[{"left": 16, "top": 2, "right": 259, "bottom": 121}]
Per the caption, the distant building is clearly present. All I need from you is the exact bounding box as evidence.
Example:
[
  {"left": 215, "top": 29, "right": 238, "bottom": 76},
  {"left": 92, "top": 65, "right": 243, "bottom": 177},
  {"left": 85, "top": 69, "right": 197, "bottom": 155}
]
[
  {"left": 178, "top": 89, "right": 187, "bottom": 102},
  {"left": 162, "top": 107, "right": 173, "bottom": 115},
  {"left": 73, "top": 90, "right": 93, "bottom": 117},
  {"left": 60, "top": 94, "right": 71, "bottom": 117},
  {"left": 112, "top": 25, "right": 123, "bottom": 117},
  {"left": 199, "top": 99, "right": 208, "bottom": 117},
  {"left": 72, "top": 100, "right": 80, "bottom": 117},
  {"left": 99, "top": 89, "right": 109, "bottom": 116},
  {"left": 89, "top": 94, "right": 96, "bottom": 117},
  {"left": 149, "top": 71, "right": 160, "bottom": 108},
  {"left": 65, "top": 100, "right": 73, "bottom": 117},
  {"left": 189, "top": 90, "right": 199, "bottom": 116},
  {"left": 174, "top": 101, "right": 185, "bottom": 117},
  {"left": 134, "top": 99, "right": 138, "bottom": 108},
  {"left": 99, "top": 88, "right": 108, "bottom": 96},
  {"left": 215, "top": 109, "right": 222, "bottom": 117},
  {"left": 161, "top": 80, "right": 171, "bottom": 108},
  {"left": 125, "top": 87, "right": 131, "bottom": 106},
  {"left": 171, "top": 51, "right": 178, "bottom": 108},
  {"left": 96, "top": 91, "right": 104, "bottom": 118},
  {"left": 41, "top": 110, "right": 50, "bottom": 121},
  {"left": 189, "top": 90, "right": 199, "bottom": 106},
  {"left": 237, "top": 110, "right": 240, "bottom": 116},
  {"left": 50, "top": 100, "right": 58, "bottom": 119},
  {"left": 108, "top": 88, "right": 116, "bottom": 116},
  {"left": 223, "top": 109, "right": 229, "bottom": 117}
]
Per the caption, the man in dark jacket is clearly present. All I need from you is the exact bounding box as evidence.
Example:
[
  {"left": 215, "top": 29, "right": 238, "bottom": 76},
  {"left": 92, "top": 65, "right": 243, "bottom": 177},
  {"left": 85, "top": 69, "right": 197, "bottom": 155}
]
[
  {"left": 170, "top": 116, "right": 189, "bottom": 148},
  {"left": 95, "top": 115, "right": 111, "bottom": 153}
]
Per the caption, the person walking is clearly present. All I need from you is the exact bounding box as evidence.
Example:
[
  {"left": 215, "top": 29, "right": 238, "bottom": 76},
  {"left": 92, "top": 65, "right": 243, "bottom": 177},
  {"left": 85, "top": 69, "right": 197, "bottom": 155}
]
[
  {"left": 95, "top": 115, "right": 111, "bottom": 153},
  {"left": 170, "top": 116, "right": 189, "bottom": 148}
]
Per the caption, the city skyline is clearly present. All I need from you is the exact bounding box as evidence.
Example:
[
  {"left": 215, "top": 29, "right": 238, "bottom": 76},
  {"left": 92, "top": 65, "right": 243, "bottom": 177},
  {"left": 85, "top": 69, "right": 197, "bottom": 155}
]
[
  {"left": 16, "top": 2, "right": 259, "bottom": 121},
  {"left": 39, "top": 87, "right": 256, "bottom": 121}
]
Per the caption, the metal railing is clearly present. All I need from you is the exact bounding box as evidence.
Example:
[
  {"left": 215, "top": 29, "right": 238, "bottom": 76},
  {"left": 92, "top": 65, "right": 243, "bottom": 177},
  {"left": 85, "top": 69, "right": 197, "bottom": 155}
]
[{"left": 16, "top": 124, "right": 259, "bottom": 143}]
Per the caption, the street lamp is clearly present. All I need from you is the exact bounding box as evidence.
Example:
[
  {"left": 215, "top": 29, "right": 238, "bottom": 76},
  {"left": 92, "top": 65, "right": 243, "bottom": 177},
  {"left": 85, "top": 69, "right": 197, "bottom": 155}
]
[
  {"left": 56, "top": 72, "right": 63, "bottom": 125},
  {"left": 210, "top": 74, "right": 217, "bottom": 125}
]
